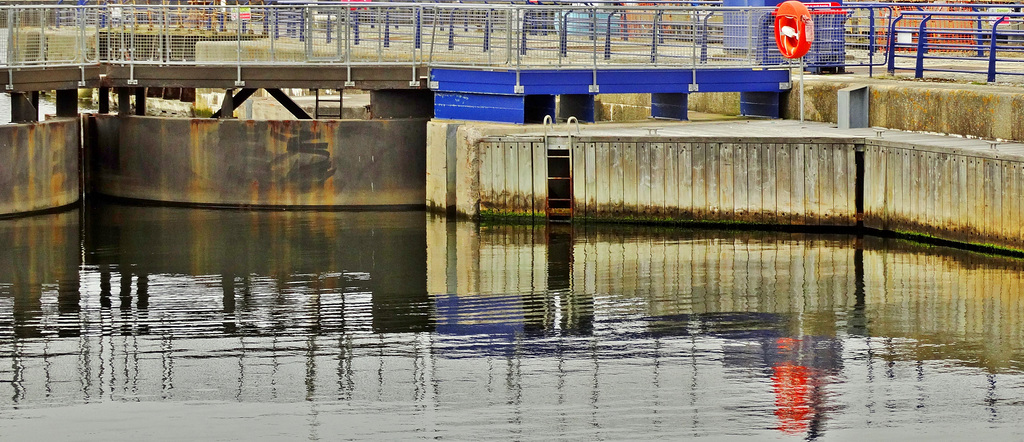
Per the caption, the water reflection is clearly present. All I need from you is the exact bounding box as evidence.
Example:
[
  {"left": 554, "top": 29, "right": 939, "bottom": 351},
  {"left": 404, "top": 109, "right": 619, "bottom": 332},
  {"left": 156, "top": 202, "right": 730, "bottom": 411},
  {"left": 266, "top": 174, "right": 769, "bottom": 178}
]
[{"left": 0, "top": 202, "right": 1023, "bottom": 440}]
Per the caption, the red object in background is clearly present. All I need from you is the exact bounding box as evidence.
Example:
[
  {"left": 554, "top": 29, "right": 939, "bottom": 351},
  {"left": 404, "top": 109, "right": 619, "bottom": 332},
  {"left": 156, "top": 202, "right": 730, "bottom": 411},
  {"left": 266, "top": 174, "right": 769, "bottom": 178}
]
[{"left": 774, "top": 1, "right": 814, "bottom": 59}]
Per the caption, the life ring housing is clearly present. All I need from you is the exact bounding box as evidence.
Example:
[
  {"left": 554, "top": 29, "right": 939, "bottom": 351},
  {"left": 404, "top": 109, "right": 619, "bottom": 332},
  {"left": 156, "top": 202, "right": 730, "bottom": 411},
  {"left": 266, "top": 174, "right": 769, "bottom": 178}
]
[{"left": 774, "top": 1, "right": 814, "bottom": 59}]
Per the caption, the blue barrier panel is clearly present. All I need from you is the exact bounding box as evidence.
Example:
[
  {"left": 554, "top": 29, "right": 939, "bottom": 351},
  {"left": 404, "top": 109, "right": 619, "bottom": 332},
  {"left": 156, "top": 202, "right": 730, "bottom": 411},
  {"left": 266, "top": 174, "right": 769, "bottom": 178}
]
[{"left": 431, "top": 68, "right": 790, "bottom": 123}]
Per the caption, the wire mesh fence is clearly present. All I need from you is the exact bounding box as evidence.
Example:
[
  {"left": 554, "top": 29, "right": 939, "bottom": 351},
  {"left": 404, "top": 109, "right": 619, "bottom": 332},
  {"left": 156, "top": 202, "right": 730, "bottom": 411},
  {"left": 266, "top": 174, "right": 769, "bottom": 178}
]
[{"left": 3, "top": 2, "right": 1024, "bottom": 82}]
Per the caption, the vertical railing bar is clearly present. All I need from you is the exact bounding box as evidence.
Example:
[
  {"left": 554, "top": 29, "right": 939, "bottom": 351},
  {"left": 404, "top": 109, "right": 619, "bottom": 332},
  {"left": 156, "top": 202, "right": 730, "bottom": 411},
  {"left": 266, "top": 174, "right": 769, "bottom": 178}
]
[
  {"left": 987, "top": 16, "right": 1005, "bottom": 83},
  {"left": 914, "top": 15, "right": 930, "bottom": 78}
]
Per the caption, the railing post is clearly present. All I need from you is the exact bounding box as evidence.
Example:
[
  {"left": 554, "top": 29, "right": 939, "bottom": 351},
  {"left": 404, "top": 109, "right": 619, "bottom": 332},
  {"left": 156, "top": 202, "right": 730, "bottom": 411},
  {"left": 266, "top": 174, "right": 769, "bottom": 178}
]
[
  {"left": 520, "top": 8, "right": 527, "bottom": 56},
  {"left": 559, "top": 10, "right": 568, "bottom": 58},
  {"left": 886, "top": 15, "right": 903, "bottom": 75},
  {"left": 988, "top": 16, "right": 1005, "bottom": 83},
  {"left": 482, "top": 9, "right": 490, "bottom": 52},
  {"left": 650, "top": 11, "right": 659, "bottom": 64},
  {"left": 700, "top": 14, "right": 709, "bottom": 64},
  {"left": 327, "top": 8, "right": 334, "bottom": 44},
  {"left": 868, "top": 7, "right": 876, "bottom": 77},
  {"left": 975, "top": 7, "right": 984, "bottom": 58},
  {"left": 914, "top": 15, "right": 930, "bottom": 79},
  {"left": 604, "top": 12, "right": 613, "bottom": 60},
  {"left": 449, "top": 9, "right": 456, "bottom": 52},
  {"left": 353, "top": 9, "right": 360, "bottom": 45},
  {"left": 415, "top": 7, "right": 422, "bottom": 50},
  {"left": 384, "top": 9, "right": 390, "bottom": 48}
]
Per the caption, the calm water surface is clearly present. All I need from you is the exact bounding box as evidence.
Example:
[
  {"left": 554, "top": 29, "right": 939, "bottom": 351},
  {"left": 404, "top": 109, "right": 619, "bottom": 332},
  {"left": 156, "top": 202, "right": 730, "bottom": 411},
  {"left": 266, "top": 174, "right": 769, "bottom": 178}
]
[{"left": 1, "top": 202, "right": 1023, "bottom": 440}]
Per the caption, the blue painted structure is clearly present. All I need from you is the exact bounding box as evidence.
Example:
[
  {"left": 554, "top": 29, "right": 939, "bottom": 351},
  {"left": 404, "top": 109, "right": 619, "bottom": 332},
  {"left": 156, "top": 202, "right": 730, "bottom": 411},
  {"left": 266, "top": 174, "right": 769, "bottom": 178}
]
[{"left": 431, "top": 68, "right": 791, "bottom": 124}]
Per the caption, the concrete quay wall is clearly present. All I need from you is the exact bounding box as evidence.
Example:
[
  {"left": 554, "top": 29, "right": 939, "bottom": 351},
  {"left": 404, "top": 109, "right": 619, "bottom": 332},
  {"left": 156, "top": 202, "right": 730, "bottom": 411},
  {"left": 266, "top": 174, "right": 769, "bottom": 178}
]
[
  {"left": 429, "top": 120, "right": 1024, "bottom": 253},
  {"left": 93, "top": 115, "right": 427, "bottom": 208},
  {"left": 0, "top": 118, "right": 80, "bottom": 217},
  {"left": 601, "top": 78, "right": 1024, "bottom": 143},
  {"left": 862, "top": 140, "right": 1024, "bottom": 251},
  {"left": 478, "top": 137, "right": 857, "bottom": 226}
]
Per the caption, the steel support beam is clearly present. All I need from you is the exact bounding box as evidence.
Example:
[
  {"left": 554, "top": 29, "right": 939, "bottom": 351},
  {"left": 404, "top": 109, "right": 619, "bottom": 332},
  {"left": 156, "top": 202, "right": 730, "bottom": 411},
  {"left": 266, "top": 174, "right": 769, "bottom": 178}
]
[
  {"left": 556, "top": 94, "right": 595, "bottom": 123},
  {"left": 134, "top": 88, "right": 147, "bottom": 116},
  {"left": 213, "top": 88, "right": 258, "bottom": 119},
  {"left": 117, "top": 87, "right": 132, "bottom": 115},
  {"left": 99, "top": 87, "right": 110, "bottom": 114},
  {"left": 266, "top": 88, "right": 312, "bottom": 120},
  {"left": 56, "top": 89, "right": 79, "bottom": 118},
  {"left": 651, "top": 93, "right": 688, "bottom": 121},
  {"left": 10, "top": 92, "right": 39, "bottom": 123}
]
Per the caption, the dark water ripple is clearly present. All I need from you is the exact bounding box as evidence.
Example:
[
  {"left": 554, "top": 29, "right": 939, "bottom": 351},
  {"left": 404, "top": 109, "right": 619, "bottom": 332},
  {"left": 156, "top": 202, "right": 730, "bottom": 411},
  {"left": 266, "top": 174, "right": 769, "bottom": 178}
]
[{"left": 0, "top": 203, "right": 1022, "bottom": 440}]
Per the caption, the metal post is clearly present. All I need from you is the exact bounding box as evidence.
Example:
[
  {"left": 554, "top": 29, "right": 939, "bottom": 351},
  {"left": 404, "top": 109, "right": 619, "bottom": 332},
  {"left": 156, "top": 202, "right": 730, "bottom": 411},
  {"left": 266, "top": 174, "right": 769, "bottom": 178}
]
[
  {"left": 886, "top": 15, "right": 903, "bottom": 75},
  {"left": 99, "top": 86, "right": 110, "bottom": 114},
  {"left": 604, "top": 12, "right": 613, "bottom": 60},
  {"left": 56, "top": 89, "right": 78, "bottom": 117},
  {"left": 415, "top": 7, "right": 422, "bottom": 50},
  {"left": 221, "top": 88, "right": 234, "bottom": 119},
  {"left": 799, "top": 57, "right": 805, "bottom": 122},
  {"left": 236, "top": 5, "right": 243, "bottom": 87},
  {"left": 134, "top": 87, "right": 146, "bottom": 116},
  {"left": 117, "top": 87, "right": 131, "bottom": 115},
  {"left": 914, "top": 16, "right": 930, "bottom": 79},
  {"left": 384, "top": 9, "right": 390, "bottom": 48},
  {"left": 988, "top": 17, "right": 1005, "bottom": 83},
  {"left": 650, "top": 11, "right": 658, "bottom": 64},
  {"left": 868, "top": 7, "right": 875, "bottom": 77}
]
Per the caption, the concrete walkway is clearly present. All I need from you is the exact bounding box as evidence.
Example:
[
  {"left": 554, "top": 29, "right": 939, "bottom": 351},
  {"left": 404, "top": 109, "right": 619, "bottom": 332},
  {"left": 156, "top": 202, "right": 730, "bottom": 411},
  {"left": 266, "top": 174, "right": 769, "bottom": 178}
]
[{"left": 515, "top": 118, "right": 1024, "bottom": 157}]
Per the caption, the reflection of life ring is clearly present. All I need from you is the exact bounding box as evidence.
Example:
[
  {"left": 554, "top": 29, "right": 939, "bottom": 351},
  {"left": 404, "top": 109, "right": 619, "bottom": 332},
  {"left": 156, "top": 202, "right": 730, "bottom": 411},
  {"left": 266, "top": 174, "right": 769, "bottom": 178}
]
[{"left": 774, "top": 1, "right": 813, "bottom": 59}]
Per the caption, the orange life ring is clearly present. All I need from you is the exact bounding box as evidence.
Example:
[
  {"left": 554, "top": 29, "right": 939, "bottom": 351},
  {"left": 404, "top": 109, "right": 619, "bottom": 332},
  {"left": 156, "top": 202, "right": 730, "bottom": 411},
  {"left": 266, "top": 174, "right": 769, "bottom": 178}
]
[{"left": 774, "top": 1, "right": 814, "bottom": 59}]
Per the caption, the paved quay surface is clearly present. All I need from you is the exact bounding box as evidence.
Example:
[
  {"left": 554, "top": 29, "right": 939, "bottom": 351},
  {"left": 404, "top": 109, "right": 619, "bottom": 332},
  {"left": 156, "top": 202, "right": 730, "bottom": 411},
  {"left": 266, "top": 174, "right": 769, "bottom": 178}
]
[{"left": 516, "top": 118, "right": 1024, "bottom": 157}]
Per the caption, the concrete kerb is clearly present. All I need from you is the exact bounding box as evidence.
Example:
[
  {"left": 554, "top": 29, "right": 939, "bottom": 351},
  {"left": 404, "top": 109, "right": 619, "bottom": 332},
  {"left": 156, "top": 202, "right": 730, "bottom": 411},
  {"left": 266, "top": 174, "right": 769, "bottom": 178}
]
[{"left": 597, "top": 74, "right": 1024, "bottom": 143}]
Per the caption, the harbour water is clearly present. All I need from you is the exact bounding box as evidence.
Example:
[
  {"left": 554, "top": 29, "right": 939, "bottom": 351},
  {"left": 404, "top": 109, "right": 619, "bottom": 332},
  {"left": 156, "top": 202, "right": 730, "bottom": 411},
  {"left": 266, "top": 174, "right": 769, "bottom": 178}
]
[{"left": 0, "top": 202, "right": 1023, "bottom": 440}]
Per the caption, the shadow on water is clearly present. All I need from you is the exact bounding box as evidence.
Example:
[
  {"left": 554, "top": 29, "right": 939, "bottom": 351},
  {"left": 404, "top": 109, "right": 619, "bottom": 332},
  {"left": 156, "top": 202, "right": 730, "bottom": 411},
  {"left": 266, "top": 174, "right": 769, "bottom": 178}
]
[{"left": 1, "top": 201, "right": 1023, "bottom": 439}]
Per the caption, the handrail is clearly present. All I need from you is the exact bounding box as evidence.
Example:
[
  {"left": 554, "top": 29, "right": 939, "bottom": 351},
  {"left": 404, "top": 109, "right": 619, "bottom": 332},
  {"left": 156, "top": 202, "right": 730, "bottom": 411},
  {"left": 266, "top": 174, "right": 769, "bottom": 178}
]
[{"left": 2, "top": 2, "right": 1023, "bottom": 86}]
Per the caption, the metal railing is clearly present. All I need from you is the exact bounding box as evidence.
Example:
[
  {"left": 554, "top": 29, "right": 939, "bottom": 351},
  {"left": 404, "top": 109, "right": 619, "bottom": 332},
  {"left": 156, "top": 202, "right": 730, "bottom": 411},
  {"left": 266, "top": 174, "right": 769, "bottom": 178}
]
[
  {"left": 4, "top": 2, "right": 1024, "bottom": 84},
  {"left": 881, "top": 7, "right": 1024, "bottom": 81},
  {"left": 1, "top": 3, "right": 803, "bottom": 74}
]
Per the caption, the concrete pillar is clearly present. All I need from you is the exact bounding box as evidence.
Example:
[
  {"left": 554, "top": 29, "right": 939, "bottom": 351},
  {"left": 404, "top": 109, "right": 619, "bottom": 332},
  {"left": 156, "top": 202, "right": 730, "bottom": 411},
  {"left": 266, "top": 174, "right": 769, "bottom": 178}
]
[
  {"left": 557, "top": 94, "right": 595, "bottom": 123},
  {"left": 220, "top": 89, "right": 234, "bottom": 119},
  {"left": 838, "top": 85, "right": 869, "bottom": 129},
  {"left": 739, "top": 92, "right": 780, "bottom": 119},
  {"left": 116, "top": 87, "right": 132, "bottom": 115},
  {"left": 98, "top": 87, "right": 110, "bottom": 114},
  {"left": 651, "top": 93, "right": 688, "bottom": 121},
  {"left": 10, "top": 92, "right": 38, "bottom": 123},
  {"left": 56, "top": 89, "right": 78, "bottom": 117},
  {"left": 369, "top": 89, "right": 434, "bottom": 119},
  {"left": 134, "top": 87, "right": 146, "bottom": 116}
]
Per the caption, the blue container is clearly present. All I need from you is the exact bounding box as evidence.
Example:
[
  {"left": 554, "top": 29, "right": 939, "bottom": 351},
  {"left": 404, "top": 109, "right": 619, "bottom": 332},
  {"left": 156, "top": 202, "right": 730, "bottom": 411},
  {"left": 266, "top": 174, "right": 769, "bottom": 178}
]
[
  {"left": 723, "top": 0, "right": 786, "bottom": 53},
  {"left": 751, "top": 1, "right": 849, "bottom": 72}
]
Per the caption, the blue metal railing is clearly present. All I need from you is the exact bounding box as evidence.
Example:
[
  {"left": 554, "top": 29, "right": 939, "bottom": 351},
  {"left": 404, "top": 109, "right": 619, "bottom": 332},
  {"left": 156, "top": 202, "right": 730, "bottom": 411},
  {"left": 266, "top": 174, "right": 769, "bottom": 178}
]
[{"left": 882, "top": 9, "right": 1024, "bottom": 82}]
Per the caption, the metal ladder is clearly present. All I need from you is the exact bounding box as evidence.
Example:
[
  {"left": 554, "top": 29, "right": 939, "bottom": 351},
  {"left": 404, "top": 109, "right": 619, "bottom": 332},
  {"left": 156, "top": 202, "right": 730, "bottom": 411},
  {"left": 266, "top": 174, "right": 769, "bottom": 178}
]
[
  {"left": 313, "top": 89, "right": 343, "bottom": 119},
  {"left": 544, "top": 116, "right": 579, "bottom": 221}
]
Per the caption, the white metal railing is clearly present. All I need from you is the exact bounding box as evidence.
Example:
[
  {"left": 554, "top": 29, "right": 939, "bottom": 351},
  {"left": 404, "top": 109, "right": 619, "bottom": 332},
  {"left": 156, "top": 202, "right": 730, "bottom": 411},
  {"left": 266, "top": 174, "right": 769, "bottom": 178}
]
[{"left": 0, "top": 3, "right": 800, "bottom": 74}]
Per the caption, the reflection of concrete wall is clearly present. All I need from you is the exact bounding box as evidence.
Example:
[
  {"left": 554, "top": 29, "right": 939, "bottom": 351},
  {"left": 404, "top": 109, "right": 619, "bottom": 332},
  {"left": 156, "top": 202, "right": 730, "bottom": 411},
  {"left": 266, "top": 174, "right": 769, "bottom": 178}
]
[
  {"left": 861, "top": 236, "right": 1024, "bottom": 371},
  {"left": 0, "top": 209, "right": 81, "bottom": 339},
  {"left": 94, "top": 115, "right": 426, "bottom": 207},
  {"left": 84, "top": 203, "right": 430, "bottom": 334},
  {"left": 0, "top": 118, "right": 80, "bottom": 216}
]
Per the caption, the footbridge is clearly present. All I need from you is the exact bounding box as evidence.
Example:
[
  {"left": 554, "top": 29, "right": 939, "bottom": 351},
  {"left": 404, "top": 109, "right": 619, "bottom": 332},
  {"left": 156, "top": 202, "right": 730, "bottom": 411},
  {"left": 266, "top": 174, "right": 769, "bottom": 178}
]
[{"left": 2, "top": 2, "right": 821, "bottom": 123}]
